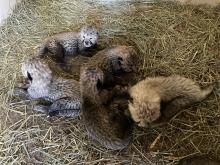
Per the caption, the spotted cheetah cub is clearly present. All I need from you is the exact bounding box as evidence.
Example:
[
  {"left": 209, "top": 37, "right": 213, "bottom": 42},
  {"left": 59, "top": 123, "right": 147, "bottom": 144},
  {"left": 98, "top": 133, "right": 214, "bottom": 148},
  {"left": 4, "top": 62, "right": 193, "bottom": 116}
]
[
  {"left": 129, "top": 76, "right": 213, "bottom": 127},
  {"left": 86, "top": 45, "right": 139, "bottom": 87},
  {"left": 11, "top": 57, "right": 81, "bottom": 117},
  {"left": 38, "top": 26, "right": 98, "bottom": 60},
  {"left": 80, "top": 66, "right": 133, "bottom": 150}
]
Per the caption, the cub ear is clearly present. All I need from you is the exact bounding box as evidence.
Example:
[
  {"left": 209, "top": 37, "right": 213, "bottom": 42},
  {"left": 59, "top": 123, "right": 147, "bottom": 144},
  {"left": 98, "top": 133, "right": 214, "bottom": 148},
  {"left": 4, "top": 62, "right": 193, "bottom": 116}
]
[
  {"left": 127, "top": 84, "right": 133, "bottom": 94},
  {"left": 128, "top": 96, "right": 134, "bottom": 104},
  {"left": 96, "top": 78, "right": 102, "bottom": 91}
]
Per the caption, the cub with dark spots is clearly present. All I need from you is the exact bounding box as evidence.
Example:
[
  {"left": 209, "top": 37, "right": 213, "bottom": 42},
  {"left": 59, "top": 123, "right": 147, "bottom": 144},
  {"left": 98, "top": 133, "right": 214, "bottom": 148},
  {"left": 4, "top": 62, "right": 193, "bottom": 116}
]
[
  {"left": 80, "top": 66, "right": 133, "bottom": 150},
  {"left": 10, "top": 57, "right": 81, "bottom": 118},
  {"left": 38, "top": 26, "right": 98, "bottom": 60}
]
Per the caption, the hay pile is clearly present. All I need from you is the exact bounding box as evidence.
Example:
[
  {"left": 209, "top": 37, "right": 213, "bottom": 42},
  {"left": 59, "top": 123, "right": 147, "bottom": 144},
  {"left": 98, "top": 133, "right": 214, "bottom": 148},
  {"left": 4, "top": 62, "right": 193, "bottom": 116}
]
[{"left": 0, "top": 0, "right": 220, "bottom": 164}]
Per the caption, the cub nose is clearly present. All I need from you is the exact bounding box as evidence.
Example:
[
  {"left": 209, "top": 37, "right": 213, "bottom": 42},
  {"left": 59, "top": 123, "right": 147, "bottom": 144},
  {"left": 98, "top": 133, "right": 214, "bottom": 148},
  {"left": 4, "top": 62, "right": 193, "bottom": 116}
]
[{"left": 85, "top": 41, "right": 89, "bottom": 45}]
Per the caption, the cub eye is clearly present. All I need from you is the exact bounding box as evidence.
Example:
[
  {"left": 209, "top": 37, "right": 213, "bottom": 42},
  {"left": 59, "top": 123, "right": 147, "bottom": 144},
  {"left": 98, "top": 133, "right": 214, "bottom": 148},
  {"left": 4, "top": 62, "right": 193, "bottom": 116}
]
[
  {"left": 96, "top": 79, "right": 102, "bottom": 91},
  {"left": 83, "top": 36, "right": 85, "bottom": 39},
  {"left": 90, "top": 38, "right": 92, "bottom": 40},
  {"left": 27, "top": 72, "right": 33, "bottom": 82},
  {"left": 118, "top": 57, "right": 123, "bottom": 66}
]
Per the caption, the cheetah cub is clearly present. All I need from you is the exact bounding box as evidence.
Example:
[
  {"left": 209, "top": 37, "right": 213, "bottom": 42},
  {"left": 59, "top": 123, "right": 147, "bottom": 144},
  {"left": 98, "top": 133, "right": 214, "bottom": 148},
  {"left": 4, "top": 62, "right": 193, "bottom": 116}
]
[
  {"left": 86, "top": 45, "right": 139, "bottom": 87},
  {"left": 38, "top": 26, "right": 98, "bottom": 60},
  {"left": 128, "top": 76, "right": 213, "bottom": 127},
  {"left": 11, "top": 57, "right": 81, "bottom": 117},
  {"left": 80, "top": 66, "right": 133, "bottom": 150}
]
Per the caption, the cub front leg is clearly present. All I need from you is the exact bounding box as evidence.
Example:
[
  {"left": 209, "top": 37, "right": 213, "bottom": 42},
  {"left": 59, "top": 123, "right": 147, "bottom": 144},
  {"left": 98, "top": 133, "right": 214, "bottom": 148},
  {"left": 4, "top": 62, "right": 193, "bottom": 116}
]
[
  {"left": 47, "top": 98, "right": 80, "bottom": 118},
  {"left": 34, "top": 98, "right": 80, "bottom": 118},
  {"left": 99, "top": 85, "right": 129, "bottom": 105},
  {"left": 8, "top": 87, "right": 32, "bottom": 100}
]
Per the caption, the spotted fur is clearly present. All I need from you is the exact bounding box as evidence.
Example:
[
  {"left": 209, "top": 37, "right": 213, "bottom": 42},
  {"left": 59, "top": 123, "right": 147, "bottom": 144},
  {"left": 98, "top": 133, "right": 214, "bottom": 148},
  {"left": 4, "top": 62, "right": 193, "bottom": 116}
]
[
  {"left": 38, "top": 26, "right": 98, "bottom": 59},
  {"left": 85, "top": 45, "right": 139, "bottom": 87},
  {"left": 13, "top": 57, "right": 81, "bottom": 117},
  {"left": 80, "top": 66, "right": 133, "bottom": 150}
]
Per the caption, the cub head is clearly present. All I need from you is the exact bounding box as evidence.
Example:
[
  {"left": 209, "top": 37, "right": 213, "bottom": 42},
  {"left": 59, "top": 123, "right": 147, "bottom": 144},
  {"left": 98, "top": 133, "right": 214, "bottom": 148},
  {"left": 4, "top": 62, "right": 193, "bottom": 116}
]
[
  {"left": 107, "top": 45, "right": 139, "bottom": 75},
  {"left": 80, "top": 26, "right": 98, "bottom": 48},
  {"left": 128, "top": 81, "right": 161, "bottom": 127},
  {"left": 21, "top": 57, "right": 52, "bottom": 87},
  {"left": 80, "top": 66, "right": 104, "bottom": 96}
]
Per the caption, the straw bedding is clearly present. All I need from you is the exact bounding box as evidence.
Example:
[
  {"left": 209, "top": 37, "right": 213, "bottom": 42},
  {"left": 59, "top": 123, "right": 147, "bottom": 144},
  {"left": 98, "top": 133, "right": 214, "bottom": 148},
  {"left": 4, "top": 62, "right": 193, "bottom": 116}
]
[{"left": 0, "top": 0, "right": 219, "bottom": 164}]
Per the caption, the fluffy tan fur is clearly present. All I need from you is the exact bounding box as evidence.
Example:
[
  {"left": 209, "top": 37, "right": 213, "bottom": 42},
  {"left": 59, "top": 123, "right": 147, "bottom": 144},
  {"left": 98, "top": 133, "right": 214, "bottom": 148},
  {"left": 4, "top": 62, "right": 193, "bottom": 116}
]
[{"left": 129, "top": 76, "right": 213, "bottom": 127}]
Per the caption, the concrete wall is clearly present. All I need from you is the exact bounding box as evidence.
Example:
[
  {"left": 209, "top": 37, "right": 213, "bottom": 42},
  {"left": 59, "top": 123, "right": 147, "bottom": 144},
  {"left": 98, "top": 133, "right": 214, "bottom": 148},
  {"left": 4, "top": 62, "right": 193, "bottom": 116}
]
[
  {"left": 0, "top": 0, "right": 20, "bottom": 25},
  {"left": 0, "top": 0, "right": 219, "bottom": 25}
]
